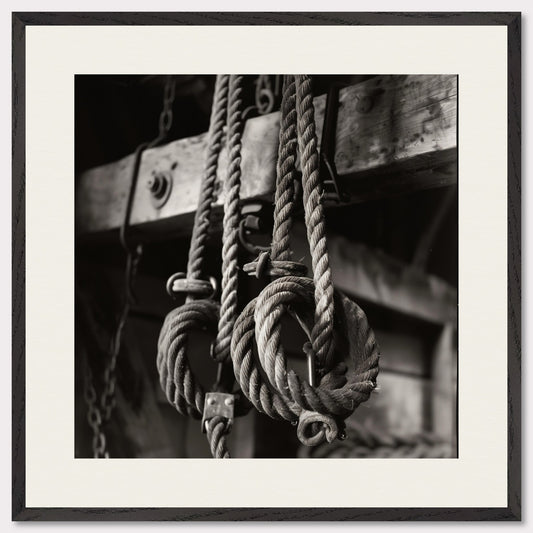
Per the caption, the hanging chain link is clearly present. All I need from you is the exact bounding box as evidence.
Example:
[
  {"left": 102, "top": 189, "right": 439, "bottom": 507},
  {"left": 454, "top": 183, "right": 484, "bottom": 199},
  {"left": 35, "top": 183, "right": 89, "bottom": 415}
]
[
  {"left": 83, "top": 355, "right": 109, "bottom": 458},
  {"left": 255, "top": 75, "right": 281, "bottom": 115},
  {"left": 158, "top": 76, "right": 176, "bottom": 138},
  {"left": 83, "top": 76, "right": 176, "bottom": 458},
  {"left": 100, "top": 251, "right": 142, "bottom": 424}
]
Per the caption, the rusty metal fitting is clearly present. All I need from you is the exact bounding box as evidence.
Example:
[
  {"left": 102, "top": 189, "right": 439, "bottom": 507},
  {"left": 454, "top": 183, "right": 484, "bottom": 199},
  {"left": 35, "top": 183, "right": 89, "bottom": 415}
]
[{"left": 147, "top": 170, "right": 173, "bottom": 208}]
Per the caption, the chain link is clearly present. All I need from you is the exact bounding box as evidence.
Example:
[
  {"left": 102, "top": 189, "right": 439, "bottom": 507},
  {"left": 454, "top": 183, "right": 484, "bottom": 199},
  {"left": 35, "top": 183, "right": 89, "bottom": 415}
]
[
  {"left": 157, "top": 75, "right": 176, "bottom": 138},
  {"left": 82, "top": 76, "right": 176, "bottom": 458},
  {"left": 83, "top": 356, "right": 109, "bottom": 458},
  {"left": 255, "top": 75, "right": 281, "bottom": 115}
]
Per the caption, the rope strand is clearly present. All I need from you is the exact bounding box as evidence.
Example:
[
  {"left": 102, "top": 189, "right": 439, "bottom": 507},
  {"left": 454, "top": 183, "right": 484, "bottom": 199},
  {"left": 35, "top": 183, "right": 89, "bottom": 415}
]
[
  {"left": 295, "top": 74, "right": 335, "bottom": 371},
  {"left": 212, "top": 75, "right": 244, "bottom": 363},
  {"left": 231, "top": 75, "right": 379, "bottom": 446},
  {"left": 186, "top": 75, "right": 229, "bottom": 282},
  {"left": 157, "top": 75, "right": 245, "bottom": 458}
]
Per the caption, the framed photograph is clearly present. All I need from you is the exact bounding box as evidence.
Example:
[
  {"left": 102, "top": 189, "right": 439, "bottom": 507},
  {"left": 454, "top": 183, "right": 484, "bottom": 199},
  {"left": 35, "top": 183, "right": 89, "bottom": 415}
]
[{"left": 12, "top": 11, "right": 521, "bottom": 521}]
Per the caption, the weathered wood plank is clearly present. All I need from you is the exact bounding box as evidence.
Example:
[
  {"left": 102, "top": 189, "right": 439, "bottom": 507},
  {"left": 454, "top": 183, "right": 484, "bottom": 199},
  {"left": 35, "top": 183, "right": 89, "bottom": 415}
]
[
  {"left": 289, "top": 223, "right": 457, "bottom": 325},
  {"left": 431, "top": 323, "right": 457, "bottom": 447},
  {"left": 76, "top": 74, "right": 457, "bottom": 239},
  {"left": 328, "top": 239, "right": 458, "bottom": 325}
]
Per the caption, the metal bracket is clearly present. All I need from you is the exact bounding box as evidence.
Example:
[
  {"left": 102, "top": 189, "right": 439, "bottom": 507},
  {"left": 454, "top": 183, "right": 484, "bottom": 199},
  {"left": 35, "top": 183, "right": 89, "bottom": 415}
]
[
  {"left": 201, "top": 392, "right": 234, "bottom": 433},
  {"left": 320, "top": 85, "right": 349, "bottom": 203},
  {"left": 238, "top": 201, "right": 274, "bottom": 254}
]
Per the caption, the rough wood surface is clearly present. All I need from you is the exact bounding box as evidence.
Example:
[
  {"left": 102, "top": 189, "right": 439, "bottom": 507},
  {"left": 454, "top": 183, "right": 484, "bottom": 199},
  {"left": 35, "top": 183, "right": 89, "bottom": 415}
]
[
  {"left": 431, "top": 323, "right": 457, "bottom": 449},
  {"left": 290, "top": 224, "right": 457, "bottom": 325},
  {"left": 76, "top": 74, "right": 457, "bottom": 239}
]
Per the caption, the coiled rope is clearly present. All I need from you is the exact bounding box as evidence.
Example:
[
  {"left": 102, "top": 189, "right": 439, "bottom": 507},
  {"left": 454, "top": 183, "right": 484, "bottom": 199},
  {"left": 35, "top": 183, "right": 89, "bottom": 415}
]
[
  {"left": 232, "top": 75, "right": 379, "bottom": 446},
  {"left": 157, "top": 75, "right": 246, "bottom": 458},
  {"left": 298, "top": 421, "right": 453, "bottom": 458}
]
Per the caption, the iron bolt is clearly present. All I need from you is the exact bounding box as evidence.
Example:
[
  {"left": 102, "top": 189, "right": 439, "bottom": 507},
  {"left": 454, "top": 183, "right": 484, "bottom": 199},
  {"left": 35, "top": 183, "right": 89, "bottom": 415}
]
[{"left": 147, "top": 173, "right": 168, "bottom": 198}]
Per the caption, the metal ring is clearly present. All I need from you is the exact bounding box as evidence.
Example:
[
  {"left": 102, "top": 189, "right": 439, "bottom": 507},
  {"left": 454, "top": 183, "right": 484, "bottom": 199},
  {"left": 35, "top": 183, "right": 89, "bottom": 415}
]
[
  {"left": 166, "top": 272, "right": 186, "bottom": 297},
  {"left": 257, "top": 88, "right": 274, "bottom": 115},
  {"left": 238, "top": 220, "right": 271, "bottom": 255},
  {"left": 166, "top": 273, "right": 218, "bottom": 300}
]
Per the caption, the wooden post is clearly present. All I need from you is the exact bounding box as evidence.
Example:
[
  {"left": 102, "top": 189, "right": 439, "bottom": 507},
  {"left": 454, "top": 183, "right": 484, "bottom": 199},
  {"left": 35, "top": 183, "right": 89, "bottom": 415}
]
[{"left": 431, "top": 323, "right": 457, "bottom": 450}]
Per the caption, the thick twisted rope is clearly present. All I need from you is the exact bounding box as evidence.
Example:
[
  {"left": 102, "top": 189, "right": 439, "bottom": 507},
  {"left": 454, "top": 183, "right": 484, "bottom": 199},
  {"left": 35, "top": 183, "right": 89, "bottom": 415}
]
[
  {"left": 212, "top": 75, "right": 244, "bottom": 363},
  {"left": 231, "top": 276, "right": 379, "bottom": 445},
  {"left": 255, "top": 277, "right": 378, "bottom": 416},
  {"left": 157, "top": 299, "right": 220, "bottom": 418},
  {"left": 294, "top": 74, "right": 335, "bottom": 371},
  {"left": 232, "top": 75, "right": 379, "bottom": 446},
  {"left": 246, "top": 75, "right": 335, "bottom": 370},
  {"left": 298, "top": 421, "right": 453, "bottom": 458},
  {"left": 205, "top": 416, "right": 231, "bottom": 458},
  {"left": 243, "top": 77, "right": 306, "bottom": 280},
  {"left": 186, "top": 75, "right": 229, "bottom": 282},
  {"left": 157, "top": 75, "right": 244, "bottom": 458},
  {"left": 271, "top": 76, "right": 298, "bottom": 263}
]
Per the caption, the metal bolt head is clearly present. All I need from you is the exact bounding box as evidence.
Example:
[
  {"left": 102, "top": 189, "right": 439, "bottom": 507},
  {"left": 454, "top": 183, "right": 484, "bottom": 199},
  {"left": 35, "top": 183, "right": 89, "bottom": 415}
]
[
  {"left": 147, "top": 171, "right": 173, "bottom": 208},
  {"left": 207, "top": 397, "right": 216, "bottom": 406},
  {"left": 224, "top": 397, "right": 234, "bottom": 407}
]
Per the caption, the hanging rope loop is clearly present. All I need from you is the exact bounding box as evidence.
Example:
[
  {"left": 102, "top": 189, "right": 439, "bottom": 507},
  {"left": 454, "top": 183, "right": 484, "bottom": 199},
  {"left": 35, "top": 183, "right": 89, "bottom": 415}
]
[
  {"left": 157, "top": 298, "right": 220, "bottom": 418},
  {"left": 157, "top": 75, "right": 249, "bottom": 458},
  {"left": 231, "top": 276, "right": 379, "bottom": 446},
  {"left": 230, "top": 75, "right": 379, "bottom": 446}
]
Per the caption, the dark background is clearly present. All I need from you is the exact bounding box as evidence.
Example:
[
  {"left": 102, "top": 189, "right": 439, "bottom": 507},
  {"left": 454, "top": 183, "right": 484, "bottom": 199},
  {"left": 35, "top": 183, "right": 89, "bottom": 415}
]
[{"left": 75, "top": 75, "right": 457, "bottom": 459}]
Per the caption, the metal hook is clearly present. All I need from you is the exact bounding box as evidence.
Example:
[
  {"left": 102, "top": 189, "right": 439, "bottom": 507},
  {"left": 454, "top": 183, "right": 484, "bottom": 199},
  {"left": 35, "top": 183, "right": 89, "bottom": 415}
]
[
  {"left": 238, "top": 200, "right": 273, "bottom": 255},
  {"left": 288, "top": 307, "right": 317, "bottom": 387},
  {"left": 320, "top": 85, "right": 349, "bottom": 203}
]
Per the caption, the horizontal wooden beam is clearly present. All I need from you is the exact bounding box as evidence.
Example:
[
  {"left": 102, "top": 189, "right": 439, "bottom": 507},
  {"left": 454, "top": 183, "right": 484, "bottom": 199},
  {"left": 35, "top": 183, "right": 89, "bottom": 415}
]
[
  {"left": 329, "top": 239, "right": 457, "bottom": 325},
  {"left": 289, "top": 223, "right": 457, "bottom": 325},
  {"left": 76, "top": 74, "right": 457, "bottom": 240}
]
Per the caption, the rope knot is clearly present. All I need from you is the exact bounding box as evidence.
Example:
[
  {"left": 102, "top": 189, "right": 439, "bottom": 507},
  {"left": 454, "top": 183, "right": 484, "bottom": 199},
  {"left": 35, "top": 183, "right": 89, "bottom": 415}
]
[
  {"left": 243, "top": 251, "right": 307, "bottom": 279},
  {"left": 297, "top": 409, "right": 339, "bottom": 446},
  {"left": 231, "top": 276, "right": 379, "bottom": 446}
]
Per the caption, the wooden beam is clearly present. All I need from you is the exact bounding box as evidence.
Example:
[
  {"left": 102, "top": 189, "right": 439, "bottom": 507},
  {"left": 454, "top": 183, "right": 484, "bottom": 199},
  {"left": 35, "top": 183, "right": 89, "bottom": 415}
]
[
  {"left": 328, "top": 238, "right": 457, "bottom": 325},
  {"left": 289, "top": 223, "right": 457, "bottom": 325},
  {"left": 76, "top": 75, "right": 457, "bottom": 239}
]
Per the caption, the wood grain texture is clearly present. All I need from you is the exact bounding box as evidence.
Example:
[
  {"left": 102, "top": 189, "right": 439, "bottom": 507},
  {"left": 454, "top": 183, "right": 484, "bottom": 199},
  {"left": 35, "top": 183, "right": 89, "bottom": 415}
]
[
  {"left": 76, "top": 74, "right": 457, "bottom": 238},
  {"left": 290, "top": 223, "right": 457, "bottom": 325},
  {"left": 13, "top": 10, "right": 521, "bottom": 523}
]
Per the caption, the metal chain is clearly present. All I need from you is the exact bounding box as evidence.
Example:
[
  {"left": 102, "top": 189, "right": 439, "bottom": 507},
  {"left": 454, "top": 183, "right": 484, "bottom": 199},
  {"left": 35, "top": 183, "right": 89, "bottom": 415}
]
[
  {"left": 100, "top": 251, "right": 142, "bottom": 424},
  {"left": 255, "top": 75, "right": 281, "bottom": 115},
  {"left": 158, "top": 75, "right": 176, "bottom": 139},
  {"left": 84, "top": 76, "right": 176, "bottom": 458},
  {"left": 82, "top": 354, "right": 109, "bottom": 458}
]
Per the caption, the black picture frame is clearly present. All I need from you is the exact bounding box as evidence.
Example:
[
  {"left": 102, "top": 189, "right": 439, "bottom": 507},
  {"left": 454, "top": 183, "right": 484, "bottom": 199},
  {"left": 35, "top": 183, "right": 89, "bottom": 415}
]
[{"left": 12, "top": 11, "right": 521, "bottom": 521}]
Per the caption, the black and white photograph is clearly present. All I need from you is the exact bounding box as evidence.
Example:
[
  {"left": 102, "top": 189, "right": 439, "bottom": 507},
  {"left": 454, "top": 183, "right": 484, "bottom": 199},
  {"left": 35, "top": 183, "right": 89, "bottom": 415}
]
[
  {"left": 74, "top": 73, "right": 458, "bottom": 459},
  {"left": 12, "top": 10, "right": 520, "bottom": 521}
]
